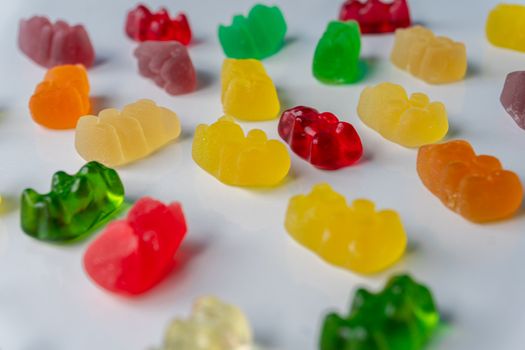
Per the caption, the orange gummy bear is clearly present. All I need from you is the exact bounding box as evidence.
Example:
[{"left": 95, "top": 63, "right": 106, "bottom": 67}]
[
  {"left": 29, "top": 64, "right": 90, "bottom": 129},
  {"left": 417, "top": 140, "right": 523, "bottom": 223}
]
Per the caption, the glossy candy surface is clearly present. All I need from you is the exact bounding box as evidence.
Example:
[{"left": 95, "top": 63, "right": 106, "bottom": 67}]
[
  {"left": 84, "top": 197, "right": 187, "bottom": 295},
  {"left": 313, "top": 21, "right": 362, "bottom": 84},
  {"left": 278, "top": 106, "right": 363, "bottom": 170},
  {"left": 357, "top": 82, "right": 448, "bottom": 147},
  {"left": 134, "top": 41, "right": 197, "bottom": 95},
  {"left": 125, "top": 4, "right": 192, "bottom": 45},
  {"left": 486, "top": 4, "right": 525, "bottom": 52},
  {"left": 21, "top": 161, "right": 124, "bottom": 242},
  {"left": 18, "top": 16, "right": 95, "bottom": 68},
  {"left": 29, "top": 64, "right": 90, "bottom": 129},
  {"left": 218, "top": 4, "right": 287, "bottom": 60},
  {"left": 500, "top": 71, "right": 525, "bottom": 129},
  {"left": 192, "top": 116, "right": 290, "bottom": 187},
  {"left": 339, "top": 0, "right": 411, "bottom": 34},
  {"left": 391, "top": 26, "right": 467, "bottom": 84},
  {"left": 417, "top": 140, "right": 523, "bottom": 222},
  {"left": 221, "top": 58, "right": 280, "bottom": 121},
  {"left": 285, "top": 183, "right": 406, "bottom": 274},
  {"left": 320, "top": 274, "right": 440, "bottom": 350},
  {"left": 161, "top": 296, "right": 252, "bottom": 350},
  {"left": 75, "top": 99, "right": 181, "bottom": 167}
]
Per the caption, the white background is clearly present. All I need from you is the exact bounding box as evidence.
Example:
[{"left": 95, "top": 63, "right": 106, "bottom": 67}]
[{"left": 1, "top": 0, "right": 525, "bottom": 349}]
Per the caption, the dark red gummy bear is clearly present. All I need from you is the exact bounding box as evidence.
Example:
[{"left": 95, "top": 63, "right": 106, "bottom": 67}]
[
  {"left": 125, "top": 4, "right": 192, "bottom": 45},
  {"left": 339, "top": 0, "right": 411, "bottom": 34},
  {"left": 278, "top": 106, "right": 363, "bottom": 170},
  {"left": 84, "top": 197, "right": 187, "bottom": 295}
]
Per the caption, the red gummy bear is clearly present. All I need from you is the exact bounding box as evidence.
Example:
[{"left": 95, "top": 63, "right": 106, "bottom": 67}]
[
  {"left": 84, "top": 197, "right": 187, "bottom": 295},
  {"left": 125, "top": 4, "right": 192, "bottom": 45},
  {"left": 339, "top": 0, "right": 411, "bottom": 34},
  {"left": 278, "top": 106, "right": 363, "bottom": 170}
]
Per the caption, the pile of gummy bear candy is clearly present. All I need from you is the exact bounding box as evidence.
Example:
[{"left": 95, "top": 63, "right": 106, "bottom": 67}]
[{"left": 11, "top": 0, "right": 525, "bottom": 349}]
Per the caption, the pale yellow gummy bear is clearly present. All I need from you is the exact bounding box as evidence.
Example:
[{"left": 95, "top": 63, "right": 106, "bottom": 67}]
[
  {"left": 390, "top": 26, "right": 467, "bottom": 84},
  {"left": 486, "top": 4, "right": 525, "bottom": 52},
  {"left": 75, "top": 99, "right": 181, "bottom": 167},
  {"left": 221, "top": 58, "right": 280, "bottom": 121},
  {"left": 357, "top": 82, "right": 448, "bottom": 147},
  {"left": 192, "top": 116, "right": 290, "bottom": 187},
  {"left": 285, "top": 183, "right": 407, "bottom": 275},
  {"left": 161, "top": 296, "right": 252, "bottom": 350}
]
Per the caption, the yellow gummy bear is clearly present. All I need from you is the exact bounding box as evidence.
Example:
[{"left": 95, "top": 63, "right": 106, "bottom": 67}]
[
  {"left": 221, "top": 58, "right": 280, "bottom": 121},
  {"left": 390, "top": 26, "right": 467, "bottom": 84},
  {"left": 192, "top": 116, "right": 290, "bottom": 187},
  {"left": 285, "top": 183, "right": 407, "bottom": 274},
  {"left": 161, "top": 296, "right": 252, "bottom": 350},
  {"left": 486, "top": 4, "right": 525, "bottom": 52},
  {"left": 75, "top": 99, "right": 181, "bottom": 167},
  {"left": 357, "top": 82, "right": 448, "bottom": 148}
]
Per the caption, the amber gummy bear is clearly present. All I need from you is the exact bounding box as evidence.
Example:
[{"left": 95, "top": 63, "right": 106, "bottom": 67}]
[
  {"left": 29, "top": 65, "right": 90, "bottom": 129},
  {"left": 390, "top": 26, "right": 467, "bottom": 84},
  {"left": 417, "top": 140, "right": 523, "bottom": 223}
]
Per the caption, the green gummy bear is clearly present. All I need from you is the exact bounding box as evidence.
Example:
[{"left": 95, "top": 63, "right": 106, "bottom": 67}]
[
  {"left": 20, "top": 161, "right": 125, "bottom": 242},
  {"left": 313, "top": 20, "right": 362, "bottom": 84},
  {"left": 320, "top": 274, "right": 440, "bottom": 350},
  {"left": 218, "top": 4, "right": 287, "bottom": 60}
]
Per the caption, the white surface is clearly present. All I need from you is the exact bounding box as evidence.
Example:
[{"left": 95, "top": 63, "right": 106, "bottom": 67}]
[{"left": 0, "top": 0, "right": 524, "bottom": 349}]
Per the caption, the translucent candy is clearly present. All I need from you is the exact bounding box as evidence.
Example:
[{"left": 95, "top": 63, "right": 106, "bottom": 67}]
[
  {"left": 221, "top": 58, "right": 280, "bottom": 121},
  {"left": 84, "top": 197, "right": 187, "bottom": 295},
  {"left": 279, "top": 106, "right": 363, "bottom": 169},
  {"left": 218, "top": 4, "right": 287, "bottom": 60},
  {"left": 417, "top": 140, "right": 523, "bottom": 222},
  {"left": 125, "top": 4, "right": 192, "bottom": 45},
  {"left": 285, "top": 183, "right": 406, "bottom": 274},
  {"left": 192, "top": 116, "right": 290, "bottom": 187},
  {"left": 313, "top": 21, "right": 362, "bottom": 84},
  {"left": 339, "top": 0, "right": 411, "bottom": 34},
  {"left": 390, "top": 26, "right": 467, "bottom": 84},
  {"left": 321, "top": 274, "right": 439, "bottom": 350},
  {"left": 29, "top": 65, "right": 90, "bottom": 129},
  {"left": 500, "top": 71, "right": 525, "bottom": 129},
  {"left": 75, "top": 99, "right": 181, "bottom": 167},
  {"left": 134, "top": 41, "right": 197, "bottom": 95},
  {"left": 486, "top": 4, "right": 525, "bottom": 52},
  {"left": 161, "top": 296, "right": 252, "bottom": 350},
  {"left": 21, "top": 161, "right": 124, "bottom": 242},
  {"left": 357, "top": 82, "right": 448, "bottom": 147},
  {"left": 18, "top": 16, "right": 95, "bottom": 68}
]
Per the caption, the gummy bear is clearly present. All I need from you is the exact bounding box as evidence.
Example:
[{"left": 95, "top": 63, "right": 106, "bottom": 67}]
[
  {"left": 84, "top": 197, "right": 187, "bottom": 295},
  {"left": 417, "top": 140, "right": 523, "bottom": 223},
  {"left": 320, "top": 274, "right": 439, "bottom": 350},
  {"left": 278, "top": 106, "right": 363, "bottom": 170},
  {"left": 18, "top": 16, "right": 95, "bottom": 69},
  {"left": 313, "top": 21, "right": 362, "bottom": 84},
  {"left": 357, "top": 82, "right": 448, "bottom": 147},
  {"left": 285, "top": 183, "right": 406, "bottom": 274},
  {"left": 160, "top": 296, "right": 252, "bottom": 350},
  {"left": 192, "top": 116, "right": 290, "bottom": 187},
  {"left": 391, "top": 26, "right": 467, "bottom": 84},
  {"left": 339, "top": 0, "right": 411, "bottom": 34},
  {"left": 486, "top": 4, "right": 525, "bottom": 53},
  {"left": 222, "top": 58, "right": 280, "bottom": 121},
  {"left": 75, "top": 99, "right": 181, "bottom": 167},
  {"left": 29, "top": 65, "right": 90, "bottom": 130},
  {"left": 500, "top": 71, "right": 525, "bottom": 129},
  {"left": 21, "top": 161, "right": 124, "bottom": 242},
  {"left": 218, "top": 4, "right": 287, "bottom": 60},
  {"left": 125, "top": 4, "right": 192, "bottom": 45},
  {"left": 134, "top": 41, "right": 197, "bottom": 96}
]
